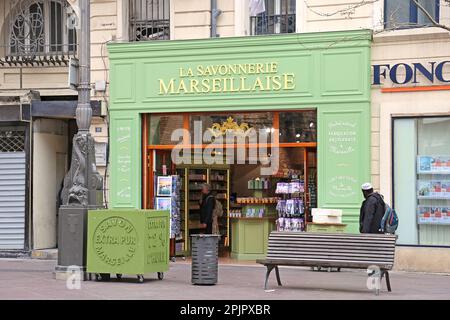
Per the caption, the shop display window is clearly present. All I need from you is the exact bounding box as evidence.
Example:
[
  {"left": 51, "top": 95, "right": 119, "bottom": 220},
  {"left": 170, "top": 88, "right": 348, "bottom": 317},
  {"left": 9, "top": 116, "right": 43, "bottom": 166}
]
[
  {"left": 189, "top": 112, "right": 274, "bottom": 143},
  {"left": 279, "top": 111, "right": 316, "bottom": 143},
  {"left": 148, "top": 115, "right": 184, "bottom": 145},
  {"left": 393, "top": 116, "right": 450, "bottom": 246},
  {"left": 146, "top": 111, "right": 318, "bottom": 255}
]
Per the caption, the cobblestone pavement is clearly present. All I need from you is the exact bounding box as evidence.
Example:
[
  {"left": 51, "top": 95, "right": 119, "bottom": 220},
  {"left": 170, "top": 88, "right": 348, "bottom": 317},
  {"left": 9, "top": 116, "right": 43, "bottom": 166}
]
[{"left": 0, "top": 258, "right": 449, "bottom": 300}]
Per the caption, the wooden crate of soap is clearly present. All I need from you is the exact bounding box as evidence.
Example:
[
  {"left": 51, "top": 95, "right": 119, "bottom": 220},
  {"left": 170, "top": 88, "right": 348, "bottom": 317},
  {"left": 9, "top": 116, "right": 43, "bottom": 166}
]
[{"left": 307, "top": 223, "right": 347, "bottom": 233}]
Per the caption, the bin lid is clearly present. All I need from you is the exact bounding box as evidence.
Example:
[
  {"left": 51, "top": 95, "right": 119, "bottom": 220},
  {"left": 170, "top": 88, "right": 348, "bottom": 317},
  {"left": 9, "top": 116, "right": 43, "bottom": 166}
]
[{"left": 190, "top": 234, "right": 221, "bottom": 238}]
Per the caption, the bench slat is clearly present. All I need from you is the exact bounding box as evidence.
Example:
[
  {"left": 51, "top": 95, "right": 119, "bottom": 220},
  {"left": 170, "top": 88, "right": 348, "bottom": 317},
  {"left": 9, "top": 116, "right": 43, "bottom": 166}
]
[
  {"left": 267, "top": 250, "right": 394, "bottom": 258},
  {"left": 269, "top": 241, "right": 395, "bottom": 251},
  {"left": 264, "top": 255, "right": 394, "bottom": 265},
  {"left": 269, "top": 241, "right": 395, "bottom": 250},
  {"left": 269, "top": 239, "right": 396, "bottom": 246},
  {"left": 260, "top": 231, "right": 397, "bottom": 270},
  {"left": 266, "top": 254, "right": 394, "bottom": 263},
  {"left": 267, "top": 249, "right": 394, "bottom": 258},
  {"left": 257, "top": 258, "right": 393, "bottom": 270},
  {"left": 269, "top": 236, "right": 396, "bottom": 244},
  {"left": 268, "top": 244, "right": 395, "bottom": 253},
  {"left": 270, "top": 231, "right": 396, "bottom": 240}
]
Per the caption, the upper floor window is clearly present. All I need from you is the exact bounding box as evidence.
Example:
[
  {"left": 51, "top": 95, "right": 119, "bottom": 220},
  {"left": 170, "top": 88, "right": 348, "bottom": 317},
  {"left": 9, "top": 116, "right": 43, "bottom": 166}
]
[
  {"left": 8, "top": 0, "right": 76, "bottom": 56},
  {"left": 250, "top": 0, "right": 296, "bottom": 35},
  {"left": 384, "top": 0, "right": 439, "bottom": 29},
  {"left": 129, "top": 0, "right": 170, "bottom": 41}
]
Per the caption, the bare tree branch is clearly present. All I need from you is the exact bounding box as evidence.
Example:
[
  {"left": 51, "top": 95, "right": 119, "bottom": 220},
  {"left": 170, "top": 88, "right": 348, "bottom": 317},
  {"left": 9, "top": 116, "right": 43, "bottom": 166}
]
[
  {"left": 411, "top": 0, "right": 450, "bottom": 32},
  {"left": 304, "top": 0, "right": 379, "bottom": 18},
  {"left": 304, "top": 0, "right": 450, "bottom": 33}
]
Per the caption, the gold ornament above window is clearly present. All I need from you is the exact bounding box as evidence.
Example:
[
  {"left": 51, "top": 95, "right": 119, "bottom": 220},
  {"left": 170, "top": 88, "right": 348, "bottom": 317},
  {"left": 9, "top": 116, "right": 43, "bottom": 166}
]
[{"left": 208, "top": 117, "right": 253, "bottom": 137}]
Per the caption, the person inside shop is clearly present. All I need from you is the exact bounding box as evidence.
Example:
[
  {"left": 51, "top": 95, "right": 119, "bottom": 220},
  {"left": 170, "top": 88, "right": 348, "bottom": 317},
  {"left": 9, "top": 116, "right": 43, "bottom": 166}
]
[
  {"left": 359, "top": 182, "right": 385, "bottom": 234},
  {"left": 199, "top": 183, "right": 215, "bottom": 234}
]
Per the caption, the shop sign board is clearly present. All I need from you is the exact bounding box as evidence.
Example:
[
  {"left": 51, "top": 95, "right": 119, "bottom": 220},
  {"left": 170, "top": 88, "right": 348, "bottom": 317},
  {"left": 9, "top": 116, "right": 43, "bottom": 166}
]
[
  {"left": 158, "top": 62, "right": 295, "bottom": 96},
  {"left": 372, "top": 60, "right": 450, "bottom": 85}
]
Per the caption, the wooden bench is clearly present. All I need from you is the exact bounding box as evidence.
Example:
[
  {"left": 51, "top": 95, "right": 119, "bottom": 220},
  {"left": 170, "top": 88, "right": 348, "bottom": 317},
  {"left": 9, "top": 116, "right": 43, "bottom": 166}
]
[{"left": 256, "top": 231, "right": 397, "bottom": 295}]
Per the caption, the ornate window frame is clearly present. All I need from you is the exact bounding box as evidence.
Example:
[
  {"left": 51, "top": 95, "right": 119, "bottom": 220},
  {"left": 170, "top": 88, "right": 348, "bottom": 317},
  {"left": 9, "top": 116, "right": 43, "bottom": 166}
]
[{"left": 6, "top": 0, "right": 77, "bottom": 57}]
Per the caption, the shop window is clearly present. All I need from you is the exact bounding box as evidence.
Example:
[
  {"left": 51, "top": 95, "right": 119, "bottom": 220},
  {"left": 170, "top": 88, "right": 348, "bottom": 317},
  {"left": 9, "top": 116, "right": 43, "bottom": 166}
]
[
  {"left": 148, "top": 114, "right": 184, "bottom": 145},
  {"left": 0, "top": 129, "right": 26, "bottom": 152},
  {"left": 129, "top": 0, "right": 170, "bottom": 41},
  {"left": 393, "top": 116, "right": 450, "bottom": 246},
  {"left": 384, "top": 0, "right": 439, "bottom": 29},
  {"left": 279, "top": 111, "right": 316, "bottom": 143},
  {"left": 250, "top": 0, "right": 296, "bottom": 35},
  {"left": 190, "top": 112, "right": 275, "bottom": 144}
]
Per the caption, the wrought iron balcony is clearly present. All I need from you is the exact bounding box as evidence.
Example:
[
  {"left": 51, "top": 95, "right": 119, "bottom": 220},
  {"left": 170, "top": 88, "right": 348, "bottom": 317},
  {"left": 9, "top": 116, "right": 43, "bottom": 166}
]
[
  {"left": 0, "top": 0, "right": 78, "bottom": 67},
  {"left": 129, "top": 0, "right": 170, "bottom": 41},
  {"left": 250, "top": 13, "right": 296, "bottom": 36},
  {"left": 0, "top": 44, "right": 77, "bottom": 67}
]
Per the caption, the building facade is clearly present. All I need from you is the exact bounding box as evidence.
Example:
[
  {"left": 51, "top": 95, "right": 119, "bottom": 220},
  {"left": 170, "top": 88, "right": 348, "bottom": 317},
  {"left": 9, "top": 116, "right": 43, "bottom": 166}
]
[
  {"left": 0, "top": 0, "right": 113, "bottom": 252},
  {"left": 105, "top": 0, "right": 450, "bottom": 272}
]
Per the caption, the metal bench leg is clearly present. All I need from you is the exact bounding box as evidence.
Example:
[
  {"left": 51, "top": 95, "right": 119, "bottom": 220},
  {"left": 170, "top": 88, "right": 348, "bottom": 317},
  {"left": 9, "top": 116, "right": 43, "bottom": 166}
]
[
  {"left": 384, "top": 271, "right": 392, "bottom": 292},
  {"left": 275, "top": 266, "right": 282, "bottom": 286},
  {"left": 264, "top": 265, "right": 275, "bottom": 290}
]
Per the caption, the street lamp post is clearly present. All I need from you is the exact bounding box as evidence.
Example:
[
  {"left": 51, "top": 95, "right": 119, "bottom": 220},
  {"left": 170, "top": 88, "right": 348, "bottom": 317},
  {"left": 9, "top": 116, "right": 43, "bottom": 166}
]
[{"left": 54, "top": 0, "right": 103, "bottom": 280}]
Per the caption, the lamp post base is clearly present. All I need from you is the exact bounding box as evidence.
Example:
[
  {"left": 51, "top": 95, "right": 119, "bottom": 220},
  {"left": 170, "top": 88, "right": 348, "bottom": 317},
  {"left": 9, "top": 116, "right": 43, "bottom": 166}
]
[
  {"left": 54, "top": 205, "right": 101, "bottom": 281},
  {"left": 53, "top": 265, "right": 91, "bottom": 281}
]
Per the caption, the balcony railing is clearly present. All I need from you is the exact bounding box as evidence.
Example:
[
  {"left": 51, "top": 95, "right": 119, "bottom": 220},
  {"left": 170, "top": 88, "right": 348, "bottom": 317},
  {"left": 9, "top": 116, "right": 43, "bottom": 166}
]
[
  {"left": 0, "top": 44, "right": 77, "bottom": 67},
  {"left": 250, "top": 13, "right": 296, "bottom": 36},
  {"left": 129, "top": 0, "right": 170, "bottom": 41}
]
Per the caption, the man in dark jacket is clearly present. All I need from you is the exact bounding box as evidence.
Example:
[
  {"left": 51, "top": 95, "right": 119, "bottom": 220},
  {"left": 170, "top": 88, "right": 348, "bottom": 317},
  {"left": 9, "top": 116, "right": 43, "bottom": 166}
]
[
  {"left": 199, "top": 183, "right": 215, "bottom": 234},
  {"left": 359, "top": 182, "right": 385, "bottom": 234}
]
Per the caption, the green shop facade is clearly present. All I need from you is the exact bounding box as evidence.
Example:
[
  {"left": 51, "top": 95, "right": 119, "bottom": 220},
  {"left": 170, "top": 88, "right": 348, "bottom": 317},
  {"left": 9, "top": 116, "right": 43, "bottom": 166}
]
[{"left": 107, "top": 30, "right": 372, "bottom": 258}]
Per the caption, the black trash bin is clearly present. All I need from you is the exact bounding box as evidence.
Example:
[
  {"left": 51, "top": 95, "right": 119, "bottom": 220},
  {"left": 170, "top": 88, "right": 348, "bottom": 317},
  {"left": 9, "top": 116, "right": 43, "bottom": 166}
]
[{"left": 191, "top": 234, "right": 220, "bottom": 285}]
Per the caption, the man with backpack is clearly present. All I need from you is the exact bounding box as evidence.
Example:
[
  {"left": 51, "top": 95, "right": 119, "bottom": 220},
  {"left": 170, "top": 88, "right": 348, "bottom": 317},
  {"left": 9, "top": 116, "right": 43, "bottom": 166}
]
[
  {"left": 359, "top": 182, "right": 386, "bottom": 234},
  {"left": 199, "top": 184, "right": 215, "bottom": 234},
  {"left": 199, "top": 183, "right": 223, "bottom": 234}
]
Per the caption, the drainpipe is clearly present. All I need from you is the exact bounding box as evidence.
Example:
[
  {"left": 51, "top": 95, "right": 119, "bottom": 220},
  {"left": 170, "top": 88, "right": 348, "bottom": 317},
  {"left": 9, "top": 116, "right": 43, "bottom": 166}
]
[{"left": 211, "top": 0, "right": 222, "bottom": 37}]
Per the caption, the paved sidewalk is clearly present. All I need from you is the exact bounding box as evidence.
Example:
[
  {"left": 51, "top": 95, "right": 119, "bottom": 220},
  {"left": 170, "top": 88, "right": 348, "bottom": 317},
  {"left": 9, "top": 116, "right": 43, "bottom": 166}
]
[{"left": 0, "top": 258, "right": 449, "bottom": 300}]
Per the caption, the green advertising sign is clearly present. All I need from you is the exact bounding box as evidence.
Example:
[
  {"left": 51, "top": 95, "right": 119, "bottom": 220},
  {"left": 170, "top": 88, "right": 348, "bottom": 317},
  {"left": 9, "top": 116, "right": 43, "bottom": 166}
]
[{"left": 87, "top": 209, "right": 170, "bottom": 275}]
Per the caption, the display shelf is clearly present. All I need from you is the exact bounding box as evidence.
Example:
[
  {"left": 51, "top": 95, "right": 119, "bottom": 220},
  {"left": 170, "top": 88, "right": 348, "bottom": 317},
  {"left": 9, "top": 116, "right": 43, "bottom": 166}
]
[
  {"left": 230, "top": 216, "right": 277, "bottom": 221},
  {"left": 417, "top": 196, "right": 450, "bottom": 200},
  {"left": 209, "top": 168, "right": 230, "bottom": 248},
  {"left": 176, "top": 165, "right": 230, "bottom": 252},
  {"left": 416, "top": 156, "right": 450, "bottom": 229},
  {"left": 417, "top": 155, "right": 450, "bottom": 175},
  {"left": 418, "top": 172, "right": 450, "bottom": 175}
]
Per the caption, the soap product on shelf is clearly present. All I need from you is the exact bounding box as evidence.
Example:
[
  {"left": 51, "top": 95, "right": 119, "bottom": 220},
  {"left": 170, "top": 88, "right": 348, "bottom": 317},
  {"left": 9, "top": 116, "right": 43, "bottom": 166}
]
[
  {"left": 236, "top": 197, "right": 279, "bottom": 204},
  {"left": 247, "top": 177, "right": 270, "bottom": 190},
  {"left": 275, "top": 181, "right": 305, "bottom": 194},
  {"left": 230, "top": 209, "right": 242, "bottom": 218},
  {"left": 276, "top": 199, "right": 304, "bottom": 217},
  {"left": 245, "top": 207, "right": 265, "bottom": 218},
  {"left": 277, "top": 217, "right": 305, "bottom": 232}
]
